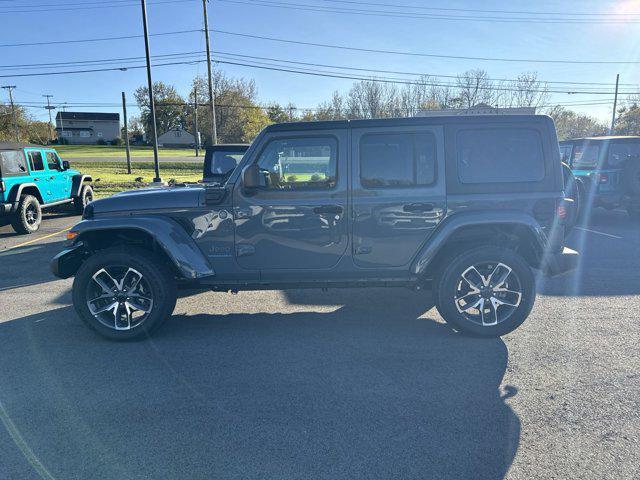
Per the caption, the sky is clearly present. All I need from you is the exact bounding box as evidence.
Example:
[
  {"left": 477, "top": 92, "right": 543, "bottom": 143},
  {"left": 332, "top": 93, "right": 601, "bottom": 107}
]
[{"left": 2, "top": 0, "right": 640, "bottom": 125}]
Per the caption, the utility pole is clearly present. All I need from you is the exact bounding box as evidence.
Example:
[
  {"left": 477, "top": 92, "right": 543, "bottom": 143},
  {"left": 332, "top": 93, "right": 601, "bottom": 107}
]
[
  {"left": 43, "top": 94, "right": 54, "bottom": 144},
  {"left": 2, "top": 85, "right": 19, "bottom": 141},
  {"left": 193, "top": 85, "right": 200, "bottom": 157},
  {"left": 202, "top": 0, "right": 217, "bottom": 144},
  {"left": 140, "top": 0, "right": 162, "bottom": 183},
  {"left": 610, "top": 73, "right": 620, "bottom": 135},
  {"left": 122, "top": 92, "right": 132, "bottom": 174}
]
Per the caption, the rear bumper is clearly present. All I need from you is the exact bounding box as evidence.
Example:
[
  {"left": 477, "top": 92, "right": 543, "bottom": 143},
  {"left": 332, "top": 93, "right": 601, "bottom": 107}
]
[
  {"left": 540, "top": 247, "right": 579, "bottom": 277},
  {"left": 50, "top": 243, "right": 87, "bottom": 279}
]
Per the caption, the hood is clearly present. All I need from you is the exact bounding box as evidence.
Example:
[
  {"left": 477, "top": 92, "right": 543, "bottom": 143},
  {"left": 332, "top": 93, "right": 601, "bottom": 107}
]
[{"left": 92, "top": 184, "right": 203, "bottom": 214}]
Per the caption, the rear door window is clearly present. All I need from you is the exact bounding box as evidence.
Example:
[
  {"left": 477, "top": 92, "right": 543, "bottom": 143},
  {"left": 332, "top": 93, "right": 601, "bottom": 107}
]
[
  {"left": 0, "top": 150, "right": 28, "bottom": 176},
  {"left": 456, "top": 128, "right": 545, "bottom": 184},
  {"left": 360, "top": 132, "right": 436, "bottom": 187},
  {"left": 27, "top": 151, "right": 45, "bottom": 171}
]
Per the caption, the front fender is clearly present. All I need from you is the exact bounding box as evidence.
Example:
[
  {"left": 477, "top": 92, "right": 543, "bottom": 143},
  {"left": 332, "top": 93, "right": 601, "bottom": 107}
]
[
  {"left": 70, "top": 216, "right": 214, "bottom": 279},
  {"left": 71, "top": 174, "right": 92, "bottom": 197},
  {"left": 411, "top": 211, "right": 546, "bottom": 275}
]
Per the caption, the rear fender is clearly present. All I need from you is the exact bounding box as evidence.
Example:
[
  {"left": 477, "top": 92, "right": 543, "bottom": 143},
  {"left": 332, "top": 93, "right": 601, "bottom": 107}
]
[
  {"left": 411, "top": 211, "right": 547, "bottom": 276},
  {"left": 72, "top": 216, "right": 214, "bottom": 279},
  {"left": 7, "top": 183, "right": 43, "bottom": 204}
]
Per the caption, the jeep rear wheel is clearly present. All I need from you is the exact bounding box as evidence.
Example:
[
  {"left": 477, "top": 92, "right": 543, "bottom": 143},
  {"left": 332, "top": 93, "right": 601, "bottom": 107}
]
[
  {"left": 72, "top": 247, "right": 177, "bottom": 340},
  {"left": 74, "top": 185, "right": 93, "bottom": 214},
  {"left": 435, "top": 246, "right": 535, "bottom": 337},
  {"left": 10, "top": 194, "right": 42, "bottom": 234}
]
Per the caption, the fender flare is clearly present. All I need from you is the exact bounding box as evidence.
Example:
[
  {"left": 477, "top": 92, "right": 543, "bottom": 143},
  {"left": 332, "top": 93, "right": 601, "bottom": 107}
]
[
  {"left": 410, "top": 211, "right": 547, "bottom": 276},
  {"left": 7, "top": 183, "right": 43, "bottom": 204},
  {"left": 72, "top": 216, "right": 214, "bottom": 279},
  {"left": 71, "top": 174, "right": 93, "bottom": 197}
]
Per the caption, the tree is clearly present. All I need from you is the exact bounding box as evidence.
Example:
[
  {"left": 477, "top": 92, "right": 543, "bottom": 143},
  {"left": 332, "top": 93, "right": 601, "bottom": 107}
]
[
  {"left": 613, "top": 100, "right": 640, "bottom": 135},
  {"left": 547, "top": 105, "right": 606, "bottom": 140},
  {"left": 504, "top": 72, "right": 550, "bottom": 108},
  {"left": 456, "top": 69, "right": 496, "bottom": 108},
  {"left": 134, "top": 81, "right": 188, "bottom": 142},
  {"left": 266, "top": 103, "right": 290, "bottom": 123}
]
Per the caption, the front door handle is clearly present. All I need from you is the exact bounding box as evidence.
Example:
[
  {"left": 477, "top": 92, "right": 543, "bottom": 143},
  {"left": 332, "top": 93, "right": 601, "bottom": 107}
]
[
  {"left": 313, "top": 205, "right": 343, "bottom": 215},
  {"left": 33, "top": 177, "right": 40, "bottom": 182},
  {"left": 403, "top": 203, "right": 434, "bottom": 213}
]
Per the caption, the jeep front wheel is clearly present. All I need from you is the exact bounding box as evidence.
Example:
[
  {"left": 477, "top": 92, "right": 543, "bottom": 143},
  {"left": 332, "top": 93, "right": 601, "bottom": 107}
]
[
  {"left": 435, "top": 246, "right": 536, "bottom": 337},
  {"left": 72, "top": 247, "right": 177, "bottom": 340},
  {"left": 11, "top": 194, "right": 42, "bottom": 234}
]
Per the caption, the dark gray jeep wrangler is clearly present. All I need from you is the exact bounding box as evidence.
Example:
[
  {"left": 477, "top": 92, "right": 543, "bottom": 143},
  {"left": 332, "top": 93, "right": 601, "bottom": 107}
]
[{"left": 52, "top": 115, "right": 578, "bottom": 340}]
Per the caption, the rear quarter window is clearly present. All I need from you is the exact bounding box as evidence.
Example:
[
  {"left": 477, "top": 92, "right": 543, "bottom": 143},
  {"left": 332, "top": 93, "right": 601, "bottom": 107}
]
[
  {"left": 456, "top": 128, "right": 545, "bottom": 184},
  {"left": 0, "top": 150, "right": 28, "bottom": 177}
]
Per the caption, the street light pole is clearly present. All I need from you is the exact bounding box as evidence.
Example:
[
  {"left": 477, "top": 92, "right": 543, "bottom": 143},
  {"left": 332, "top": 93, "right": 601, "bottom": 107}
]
[
  {"left": 610, "top": 73, "right": 620, "bottom": 135},
  {"left": 140, "top": 0, "right": 161, "bottom": 183},
  {"left": 2, "top": 85, "right": 19, "bottom": 142},
  {"left": 202, "top": 0, "right": 218, "bottom": 145}
]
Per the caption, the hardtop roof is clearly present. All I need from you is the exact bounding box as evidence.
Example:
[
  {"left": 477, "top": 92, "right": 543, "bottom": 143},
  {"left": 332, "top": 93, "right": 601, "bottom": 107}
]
[
  {"left": 263, "top": 114, "right": 553, "bottom": 132},
  {"left": 0, "top": 142, "right": 45, "bottom": 151},
  {"left": 560, "top": 135, "right": 640, "bottom": 144}
]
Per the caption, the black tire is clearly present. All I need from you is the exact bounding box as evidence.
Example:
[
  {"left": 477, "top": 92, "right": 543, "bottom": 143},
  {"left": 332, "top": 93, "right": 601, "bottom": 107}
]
[
  {"left": 435, "top": 246, "right": 536, "bottom": 337},
  {"left": 74, "top": 185, "right": 94, "bottom": 214},
  {"left": 72, "top": 247, "right": 177, "bottom": 340},
  {"left": 10, "top": 194, "right": 42, "bottom": 234},
  {"left": 575, "top": 179, "right": 588, "bottom": 222}
]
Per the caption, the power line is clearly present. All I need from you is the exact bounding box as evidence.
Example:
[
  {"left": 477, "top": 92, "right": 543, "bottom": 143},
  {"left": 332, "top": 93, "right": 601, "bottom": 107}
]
[
  {"left": 0, "top": 0, "right": 196, "bottom": 13},
  {"left": 217, "top": 0, "right": 640, "bottom": 24},
  {"left": 0, "top": 29, "right": 200, "bottom": 49},
  {"left": 210, "top": 28, "right": 640, "bottom": 65}
]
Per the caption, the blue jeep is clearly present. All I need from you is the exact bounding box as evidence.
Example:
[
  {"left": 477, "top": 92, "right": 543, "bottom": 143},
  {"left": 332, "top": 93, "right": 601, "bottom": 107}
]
[
  {"left": 560, "top": 136, "right": 640, "bottom": 219},
  {"left": 0, "top": 142, "right": 93, "bottom": 234}
]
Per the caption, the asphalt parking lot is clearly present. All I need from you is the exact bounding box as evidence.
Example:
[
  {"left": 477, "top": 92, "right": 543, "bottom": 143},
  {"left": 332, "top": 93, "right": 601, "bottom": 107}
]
[{"left": 0, "top": 210, "right": 638, "bottom": 479}]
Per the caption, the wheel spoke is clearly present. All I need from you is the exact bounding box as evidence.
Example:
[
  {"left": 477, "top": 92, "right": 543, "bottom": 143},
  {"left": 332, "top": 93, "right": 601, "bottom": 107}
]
[
  {"left": 126, "top": 297, "right": 152, "bottom": 313},
  {"left": 455, "top": 292, "right": 482, "bottom": 312},
  {"left": 481, "top": 299, "right": 498, "bottom": 326},
  {"left": 487, "top": 263, "right": 512, "bottom": 289},
  {"left": 92, "top": 268, "right": 121, "bottom": 294},
  {"left": 461, "top": 266, "right": 484, "bottom": 290},
  {"left": 114, "top": 303, "right": 132, "bottom": 330},
  {"left": 89, "top": 301, "right": 118, "bottom": 316},
  {"left": 493, "top": 288, "right": 522, "bottom": 307},
  {"left": 122, "top": 268, "right": 143, "bottom": 293}
]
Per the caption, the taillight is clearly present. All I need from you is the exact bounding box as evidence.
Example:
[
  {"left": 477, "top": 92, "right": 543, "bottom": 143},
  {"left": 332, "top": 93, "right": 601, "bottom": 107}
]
[
  {"left": 0, "top": 181, "right": 5, "bottom": 192},
  {"left": 595, "top": 173, "right": 609, "bottom": 184}
]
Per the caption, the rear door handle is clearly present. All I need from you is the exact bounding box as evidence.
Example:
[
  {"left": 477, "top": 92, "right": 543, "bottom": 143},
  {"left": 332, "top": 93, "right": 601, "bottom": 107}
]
[
  {"left": 313, "top": 205, "right": 343, "bottom": 215},
  {"left": 403, "top": 203, "right": 434, "bottom": 212}
]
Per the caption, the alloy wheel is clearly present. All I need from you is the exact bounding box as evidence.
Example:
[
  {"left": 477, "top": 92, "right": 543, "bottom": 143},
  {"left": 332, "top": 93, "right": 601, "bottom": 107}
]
[
  {"left": 454, "top": 262, "right": 522, "bottom": 327},
  {"left": 85, "top": 266, "right": 154, "bottom": 331},
  {"left": 25, "top": 204, "right": 38, "bottom": 226}
]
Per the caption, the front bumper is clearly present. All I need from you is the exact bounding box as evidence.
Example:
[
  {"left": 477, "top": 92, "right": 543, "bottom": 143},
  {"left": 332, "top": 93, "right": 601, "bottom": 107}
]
[
  {"left": 540, "top": 247, "right": 579, "bottom": 277},
  {"left": 50, "top": 243, "right": 87, "bottom": 279}
]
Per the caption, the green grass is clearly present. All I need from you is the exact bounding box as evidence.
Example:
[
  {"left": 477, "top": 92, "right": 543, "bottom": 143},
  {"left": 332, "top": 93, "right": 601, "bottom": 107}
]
[
  {"left": 73, "top": 160, "right": 202, "bottom": 197},
  {"left": 56, "top": 144, "right": 196, "bottom": 158}
]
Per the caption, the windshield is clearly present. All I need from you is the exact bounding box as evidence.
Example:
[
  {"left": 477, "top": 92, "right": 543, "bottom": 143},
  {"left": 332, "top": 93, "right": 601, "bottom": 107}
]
[
  {"left": 0, "top": 150, "right": 28, "bottom": 177},
  {"left": 571, "top": 143, "right": 601, "bottom": 169}
]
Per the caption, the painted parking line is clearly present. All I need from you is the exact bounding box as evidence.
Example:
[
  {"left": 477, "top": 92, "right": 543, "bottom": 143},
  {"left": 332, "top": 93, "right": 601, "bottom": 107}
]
[
  {"left": 575, "top": 226, "right": 623, "bottom": 240},
  {"left": 2, "top": 226, "right": 72, "bottom": 252}
]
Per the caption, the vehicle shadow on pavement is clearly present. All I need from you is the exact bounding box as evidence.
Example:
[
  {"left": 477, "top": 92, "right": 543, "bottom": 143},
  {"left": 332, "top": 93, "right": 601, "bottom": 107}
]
[
  {"left": 0, "top": 239, "right": 66, "bottom": 292},
  {"left": 0, "top": 291, "right": 519, "bottom": 480}
]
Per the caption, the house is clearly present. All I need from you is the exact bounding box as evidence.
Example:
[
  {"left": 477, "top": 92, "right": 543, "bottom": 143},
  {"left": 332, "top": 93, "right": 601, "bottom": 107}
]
[
  {"left": 157, "top": 129, "right": 195, "bottom": 147},
  {"left": 416, "top": 104, "right": 536, "bottom": 117},
  {"left": 55, "top": 112, "right": 120, "bottom": 145}
]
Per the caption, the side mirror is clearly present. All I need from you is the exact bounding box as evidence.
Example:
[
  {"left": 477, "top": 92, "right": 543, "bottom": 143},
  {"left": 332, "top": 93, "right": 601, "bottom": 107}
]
[
  {"left": 62, "top": 160, "right": 70, "bottom": 170},
  {"left": 242, "top": 164, "right": 265, "bottom": 190}
]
